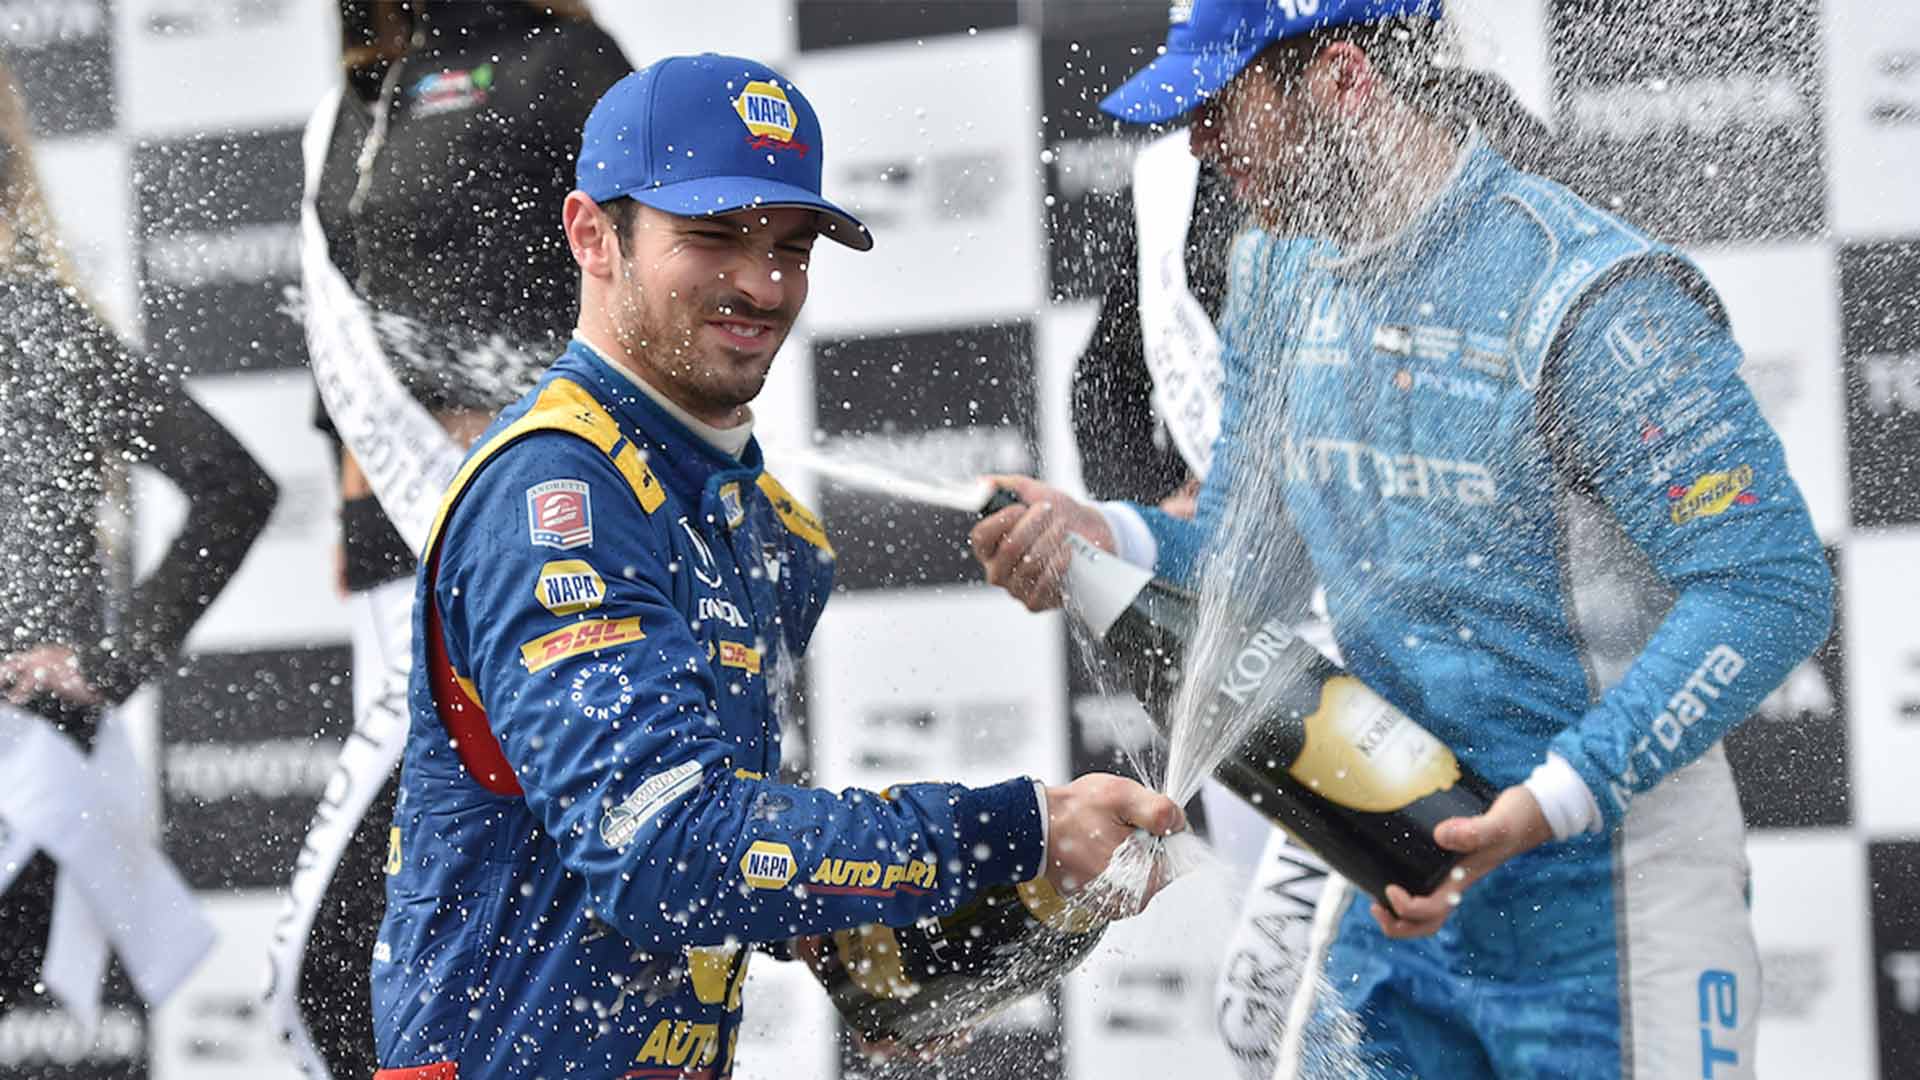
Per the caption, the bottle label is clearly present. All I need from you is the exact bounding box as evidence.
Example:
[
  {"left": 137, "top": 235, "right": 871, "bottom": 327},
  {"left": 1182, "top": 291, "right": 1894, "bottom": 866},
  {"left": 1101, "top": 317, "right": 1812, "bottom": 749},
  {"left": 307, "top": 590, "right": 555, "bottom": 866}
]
[
  {"left": 1288, "top": 677, "right": 1461, "bottom": 813},
  {"left": 1218, "top": 617, "right": 1301, "bottom": 707}
]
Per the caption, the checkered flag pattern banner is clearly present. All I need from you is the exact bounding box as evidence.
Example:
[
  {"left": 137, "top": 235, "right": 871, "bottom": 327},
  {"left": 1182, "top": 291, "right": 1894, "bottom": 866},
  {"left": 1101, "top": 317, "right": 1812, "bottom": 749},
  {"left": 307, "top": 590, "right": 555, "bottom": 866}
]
[{"left": 0, "top": 1, "right": 1913, "bottom": 1077}]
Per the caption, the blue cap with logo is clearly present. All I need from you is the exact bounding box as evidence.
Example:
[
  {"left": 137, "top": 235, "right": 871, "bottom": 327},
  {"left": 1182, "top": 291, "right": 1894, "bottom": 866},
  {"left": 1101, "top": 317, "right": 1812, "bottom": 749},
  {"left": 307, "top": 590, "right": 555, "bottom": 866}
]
[
  {"left": 1099, "top": 0, "right": 1444, "bottom": 124},
  {"left": 577, "top": 53, "right": 873, "bottom": 251}
]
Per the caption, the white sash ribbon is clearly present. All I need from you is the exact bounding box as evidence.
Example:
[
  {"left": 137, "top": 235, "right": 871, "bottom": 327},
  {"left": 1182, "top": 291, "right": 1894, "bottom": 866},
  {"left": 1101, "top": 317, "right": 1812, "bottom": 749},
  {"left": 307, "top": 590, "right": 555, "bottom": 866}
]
[
  {"left": 0, "top": 704, "right": 214, "bottom": 1025},
  {"left": 1132, "top": 130, "right": 1225, "bottom": 478},
  {"left": 297, "top": 90, "right": 466, "bottom": 557},
  {"left": 264, "top": 576, "right": 414, "bottom": 1078},
  {"left": 259, "top": 92, "right": 468, "bottom": 1078}
]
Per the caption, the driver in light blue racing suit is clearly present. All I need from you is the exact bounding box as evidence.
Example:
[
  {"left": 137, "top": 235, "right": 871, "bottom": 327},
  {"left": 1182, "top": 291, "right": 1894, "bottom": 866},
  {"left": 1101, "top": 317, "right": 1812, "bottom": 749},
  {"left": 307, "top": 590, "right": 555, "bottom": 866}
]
[{"left": 970, "top": 2, "right": 1833, "bottom": 1077}]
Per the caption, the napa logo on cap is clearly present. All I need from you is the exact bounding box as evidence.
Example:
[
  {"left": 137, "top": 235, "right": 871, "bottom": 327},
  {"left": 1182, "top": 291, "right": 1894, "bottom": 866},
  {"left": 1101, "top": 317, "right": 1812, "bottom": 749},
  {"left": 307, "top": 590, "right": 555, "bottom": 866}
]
[{"left": 734, "top": 79, "right": 801, "bottom": 149}]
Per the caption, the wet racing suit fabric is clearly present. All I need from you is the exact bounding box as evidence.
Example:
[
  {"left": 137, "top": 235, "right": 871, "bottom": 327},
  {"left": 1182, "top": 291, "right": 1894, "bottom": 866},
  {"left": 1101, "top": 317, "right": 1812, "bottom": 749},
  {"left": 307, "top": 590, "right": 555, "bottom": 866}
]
[
  {"left": 372, "top": 343, "right": 1046, "bottom": 1077},
  {"left": 1128, "top": 135, "right": 1833, "bottom": 1078}
]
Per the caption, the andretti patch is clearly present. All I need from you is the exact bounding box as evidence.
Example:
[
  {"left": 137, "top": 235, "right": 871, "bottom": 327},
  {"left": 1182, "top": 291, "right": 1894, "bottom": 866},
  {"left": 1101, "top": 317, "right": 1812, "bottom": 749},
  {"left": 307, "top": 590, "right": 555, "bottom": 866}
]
[
  {"left": 527, "top": 479, "right": 593, "bottom": 550},
  {"left": 519, "top": 617, "right": 644, "bottom": 673}
]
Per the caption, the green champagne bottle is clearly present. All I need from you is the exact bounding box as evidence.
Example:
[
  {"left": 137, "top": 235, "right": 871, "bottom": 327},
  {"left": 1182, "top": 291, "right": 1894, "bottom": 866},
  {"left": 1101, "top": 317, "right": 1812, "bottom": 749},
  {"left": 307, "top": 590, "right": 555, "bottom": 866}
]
[{"left": 1063, "top": 533, "right": 1497, "bottom": 905}]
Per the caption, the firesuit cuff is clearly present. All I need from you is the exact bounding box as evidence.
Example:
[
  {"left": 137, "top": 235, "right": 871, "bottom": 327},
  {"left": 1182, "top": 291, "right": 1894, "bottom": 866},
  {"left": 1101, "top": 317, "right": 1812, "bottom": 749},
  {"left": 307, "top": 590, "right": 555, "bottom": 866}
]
[
  {"left": 1033, "top": 780, "right": 1050, "bottom": 870},
  {"left": 953, "top": 777, "right": 1048, "bottom": 891},
  {"left": 1097, "top": 501, "right": 1158, "bottom": 571},
  {"left": 1523, "top": 752, "right": 1602, "bottom": 841}
]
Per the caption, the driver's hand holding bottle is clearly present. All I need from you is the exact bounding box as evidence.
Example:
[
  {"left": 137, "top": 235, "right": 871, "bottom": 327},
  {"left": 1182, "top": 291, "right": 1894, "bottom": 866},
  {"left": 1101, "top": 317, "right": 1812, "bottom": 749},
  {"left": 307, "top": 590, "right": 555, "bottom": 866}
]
[{"left": 968, "top": 473, "right": 1553, "bottom": 939}]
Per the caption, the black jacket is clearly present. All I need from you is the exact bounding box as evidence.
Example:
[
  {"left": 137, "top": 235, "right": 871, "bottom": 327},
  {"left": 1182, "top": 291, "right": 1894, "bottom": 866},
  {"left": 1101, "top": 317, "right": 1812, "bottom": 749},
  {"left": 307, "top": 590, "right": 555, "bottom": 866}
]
[
  {"left": 1070, "top": 161, "right": 1237, "bottom": 505},
  {"left": 0, "top": 269, "right": 276, "bottom": 718},
  {"left": 311, "top": 5, "right": 630, "bottom": 422}
]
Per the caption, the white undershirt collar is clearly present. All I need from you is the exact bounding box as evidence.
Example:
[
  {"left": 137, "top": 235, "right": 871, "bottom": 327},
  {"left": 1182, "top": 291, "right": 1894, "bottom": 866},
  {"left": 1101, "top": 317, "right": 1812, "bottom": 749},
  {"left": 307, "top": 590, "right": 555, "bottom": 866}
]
[{"left": 574, "top": 334, "right": 755, "bottom": 460}]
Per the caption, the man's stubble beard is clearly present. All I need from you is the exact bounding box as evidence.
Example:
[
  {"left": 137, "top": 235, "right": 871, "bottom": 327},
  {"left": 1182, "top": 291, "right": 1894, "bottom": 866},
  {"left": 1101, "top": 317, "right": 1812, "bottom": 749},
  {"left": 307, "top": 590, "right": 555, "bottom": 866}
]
[
  {"left": 616, "top": 275, "right": 774, "bottom": 417},
  {"left": 1248, "top": 112, "right": 1360, "bottom": 239}
]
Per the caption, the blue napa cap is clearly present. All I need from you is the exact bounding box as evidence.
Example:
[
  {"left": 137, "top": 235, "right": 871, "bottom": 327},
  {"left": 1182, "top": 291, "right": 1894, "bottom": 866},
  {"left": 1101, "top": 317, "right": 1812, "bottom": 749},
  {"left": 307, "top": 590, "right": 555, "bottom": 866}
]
[
  {"left": 576, "top": 53, "right": 873, "bottom": 251},
  {"left": 1099, "top": 0, "right": 1445, "bottom": 124}
]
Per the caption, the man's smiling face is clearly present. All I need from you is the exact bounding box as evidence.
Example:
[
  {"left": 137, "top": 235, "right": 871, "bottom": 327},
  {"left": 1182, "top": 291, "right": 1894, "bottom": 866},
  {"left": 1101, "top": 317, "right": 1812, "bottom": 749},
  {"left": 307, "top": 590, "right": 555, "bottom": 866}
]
[{"left": 606, "top": 203, "right": 819, "bottom": 418}]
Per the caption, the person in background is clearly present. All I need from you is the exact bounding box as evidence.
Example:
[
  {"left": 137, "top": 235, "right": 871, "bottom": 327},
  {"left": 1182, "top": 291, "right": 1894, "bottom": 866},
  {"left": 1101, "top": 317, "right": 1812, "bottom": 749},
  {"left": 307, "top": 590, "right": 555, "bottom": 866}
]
[
  {"left": 977, "top": 1, "right": 1831, "bottom": 1075},
  {"left": 1070, "top": 138, "right": 1235, "bottom": 513},
  {"left": 270, "top": 3, "right": 630, "bottom": 1076},
  {"left": 0, "top": 58, "right": 276, "bottom": 1017}
]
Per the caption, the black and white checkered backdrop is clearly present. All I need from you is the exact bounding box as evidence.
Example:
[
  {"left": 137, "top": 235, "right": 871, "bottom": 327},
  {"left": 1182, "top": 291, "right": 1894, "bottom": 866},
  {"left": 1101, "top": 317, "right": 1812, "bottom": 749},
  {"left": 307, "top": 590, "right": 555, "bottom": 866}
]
[{"left": 1, "top": 1, "right": 1914, "bottom": 1077}]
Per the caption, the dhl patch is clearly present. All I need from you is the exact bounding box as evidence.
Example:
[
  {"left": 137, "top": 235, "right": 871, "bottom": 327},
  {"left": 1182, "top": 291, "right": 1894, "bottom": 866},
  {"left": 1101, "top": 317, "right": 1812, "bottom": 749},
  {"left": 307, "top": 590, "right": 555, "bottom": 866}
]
[
  {"left": 718, "top": 640, "right": 761, "bottom": 675},
  {"left": 1669, "top": 464, "right": 1757, "bottom": 525},
  {"left": 739, "top": 840, "right": 796, "bottom": 890},
  {"left": 519, "top": 617, "right": 644, "bottom": 673},
  {"left": 533, "top": 559, "right": 605, "bottom": 616},
  {"left": 806, "top": 856, "right": 937, "bottom": 897}
]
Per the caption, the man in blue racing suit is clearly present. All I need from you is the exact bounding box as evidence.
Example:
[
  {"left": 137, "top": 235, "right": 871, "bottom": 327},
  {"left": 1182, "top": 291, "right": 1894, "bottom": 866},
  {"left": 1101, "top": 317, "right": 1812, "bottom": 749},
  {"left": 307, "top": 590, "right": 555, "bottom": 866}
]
[
  {"left": 370, "top": 54, "right": 1184, "bottom": 1079},
  {"left": 970, "top": 3, "right": 1833, "bottom": 1077}
]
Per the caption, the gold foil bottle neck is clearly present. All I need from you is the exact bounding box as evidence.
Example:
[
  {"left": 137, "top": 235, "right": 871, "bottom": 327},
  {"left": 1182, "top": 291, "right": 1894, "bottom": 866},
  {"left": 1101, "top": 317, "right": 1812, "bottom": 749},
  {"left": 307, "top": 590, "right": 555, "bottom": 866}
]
[
  {"left": 830, "top": 924, "right": 917, "bottom": 1001},
  {"left": 1016, "top": 875, "right": 1107, "bottom": 934}
]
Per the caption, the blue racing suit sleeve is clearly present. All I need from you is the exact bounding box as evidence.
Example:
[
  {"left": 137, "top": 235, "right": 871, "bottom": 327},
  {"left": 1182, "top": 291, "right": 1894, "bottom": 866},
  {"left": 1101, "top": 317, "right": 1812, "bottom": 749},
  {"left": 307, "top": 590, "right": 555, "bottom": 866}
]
[
  {"left": 1542, "top": 272, "right": 1833, "bottom": 830},
  {"left": 437, "top": 432, "right": 1046, "bottom": 951},
  {"left": 1126, "top": 231, "right": 1319, "bottom": 616},
  {"left": 1131, "top": 354, "right": 1240, "bottom": 586},
  {"left": 1129, "top": 290, "right": 1316, "bottom": 612}
]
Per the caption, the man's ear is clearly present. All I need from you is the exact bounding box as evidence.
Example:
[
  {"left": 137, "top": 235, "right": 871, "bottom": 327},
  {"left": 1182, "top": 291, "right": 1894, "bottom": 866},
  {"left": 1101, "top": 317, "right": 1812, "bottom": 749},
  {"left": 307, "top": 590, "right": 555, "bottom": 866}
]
[
  {"left": 1305, "top": 40, "right": 1378, "bottom": 119},
  {"left": 563, "top": 191, "right": 620, "bottom": 280}
]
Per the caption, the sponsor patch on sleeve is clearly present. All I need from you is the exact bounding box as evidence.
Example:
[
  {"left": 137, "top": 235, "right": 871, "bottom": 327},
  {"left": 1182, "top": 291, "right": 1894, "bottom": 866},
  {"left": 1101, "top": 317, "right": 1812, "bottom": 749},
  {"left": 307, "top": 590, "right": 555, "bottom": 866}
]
[
  {"left": 1668, "top": 465, "right": 1757, "bottom": 525},
  {"left": 519, "top": 617, "right": 645, "bottom": 672},
  {"left": 805, "top": 857, "right": 937, "bottom": 897},
  {"left": 527, "top": 479, "right": 593, "bottom": 550},
  {"left": 534, "top": 559, "right": 606, "bottom": 616},
  {"left": 601, "top": 760, "right": 704, "bottom": 851},
  {"left": 739, "top": 840, "right": 796, "bottom": 890}
]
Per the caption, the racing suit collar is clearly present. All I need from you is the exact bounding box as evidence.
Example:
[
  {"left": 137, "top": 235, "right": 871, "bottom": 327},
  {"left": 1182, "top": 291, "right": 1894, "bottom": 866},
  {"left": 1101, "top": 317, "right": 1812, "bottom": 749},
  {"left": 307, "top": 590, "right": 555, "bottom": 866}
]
[
  {"left": 1312, "top": 126, "right": 1498, "bottom": 278},
  {"left": 556, "top": 340, "right": 767, "bottom": 500}
]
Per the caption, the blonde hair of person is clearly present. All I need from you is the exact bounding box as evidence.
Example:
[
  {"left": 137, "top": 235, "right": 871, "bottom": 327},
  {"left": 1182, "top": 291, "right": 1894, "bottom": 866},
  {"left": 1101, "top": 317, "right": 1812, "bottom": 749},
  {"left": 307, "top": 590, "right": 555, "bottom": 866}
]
[{"left": 0, "top": 61, "right": 82, "bottom": 290}]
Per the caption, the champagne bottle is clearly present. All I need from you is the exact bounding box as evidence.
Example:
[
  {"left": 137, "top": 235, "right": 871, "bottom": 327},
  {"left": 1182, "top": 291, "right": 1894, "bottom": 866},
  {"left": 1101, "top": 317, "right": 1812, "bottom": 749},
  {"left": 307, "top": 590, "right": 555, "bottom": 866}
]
[
  {"left": 802, "top": 873, "right": 1104, "bottom": 1046},
  {"left": 800, "top": 488, "right": 1114, "bottom": 1046},
  {"left": 1063, "top": 532, "right": 1497, "bottom": 906}
]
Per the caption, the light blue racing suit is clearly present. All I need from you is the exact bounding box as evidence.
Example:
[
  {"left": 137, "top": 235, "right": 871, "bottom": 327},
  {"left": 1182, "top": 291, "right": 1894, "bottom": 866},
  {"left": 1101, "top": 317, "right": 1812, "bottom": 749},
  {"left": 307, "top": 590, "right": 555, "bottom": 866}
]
[{"left": 1129, "top": 135, "right": 1833, "bottom": 1078}]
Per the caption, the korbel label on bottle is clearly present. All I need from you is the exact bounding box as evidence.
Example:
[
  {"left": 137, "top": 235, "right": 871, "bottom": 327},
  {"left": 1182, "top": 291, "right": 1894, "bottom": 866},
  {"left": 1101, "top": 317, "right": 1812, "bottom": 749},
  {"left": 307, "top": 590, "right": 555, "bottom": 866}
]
[
  {"left": 1217, "top": 616, "right": 1301, "bottom": 707},
  {"left": 1289, "top": 676, "right": 1462, "bottom": 813}
]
